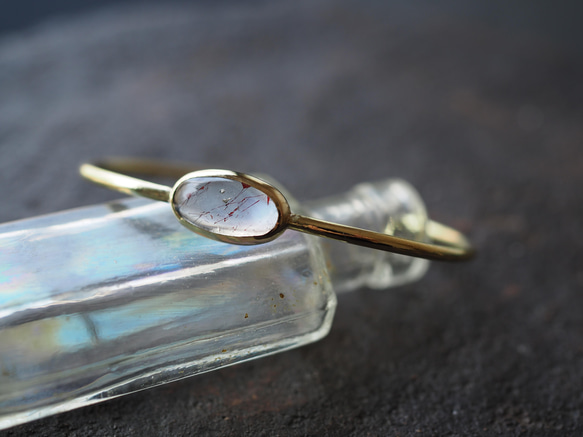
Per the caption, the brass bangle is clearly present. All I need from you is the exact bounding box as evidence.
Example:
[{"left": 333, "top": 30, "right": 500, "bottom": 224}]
[{"left": 80, "top": 159, "right": 474, "bottom": 261}]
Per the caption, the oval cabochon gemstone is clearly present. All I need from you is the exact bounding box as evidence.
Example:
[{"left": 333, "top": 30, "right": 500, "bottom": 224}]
[{"left": 173, "top": 177, "right": 279, "bottom": 237}]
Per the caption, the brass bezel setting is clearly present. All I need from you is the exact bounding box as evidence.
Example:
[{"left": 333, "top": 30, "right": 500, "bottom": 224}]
[{"left": 169, "top": 169, "right": 291, "bottom": 245}]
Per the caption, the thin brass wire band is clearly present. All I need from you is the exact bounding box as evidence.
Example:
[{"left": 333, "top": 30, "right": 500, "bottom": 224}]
[
  {"left": 81, "top": 163, "right": 171, "bottom": 202},
  {"left": 288, "top": 215, "right": 471, "bottom": 261},
  {"left": 80, "top": 160, "right": 474, "bottom": 261}
]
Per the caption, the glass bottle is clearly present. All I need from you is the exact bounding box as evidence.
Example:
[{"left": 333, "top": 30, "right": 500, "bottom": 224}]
[{"left": 0, "top": 178, "right": 428, "bottom": 429}]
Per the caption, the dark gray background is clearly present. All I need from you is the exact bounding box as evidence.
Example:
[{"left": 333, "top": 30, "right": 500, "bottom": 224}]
[
  {"left": 1, "top": 0, "right": 582, "bottom": 435},
  {"left": 3, "top": 0, "right": 583, "bottom": 56}
]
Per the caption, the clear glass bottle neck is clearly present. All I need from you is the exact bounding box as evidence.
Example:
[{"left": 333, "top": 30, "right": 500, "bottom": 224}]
[{"left": 305, "top": 179, "right": 429, "bottom": 293}]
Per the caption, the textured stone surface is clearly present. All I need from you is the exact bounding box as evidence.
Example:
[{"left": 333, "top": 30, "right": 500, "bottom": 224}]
[{"left": 1, "top": 0, "right": 582, "bottom": 435}]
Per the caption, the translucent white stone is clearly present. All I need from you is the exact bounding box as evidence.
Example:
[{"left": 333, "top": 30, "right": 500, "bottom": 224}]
[{"left": 173, "top": 177, "right": 279, "bottom": 237}]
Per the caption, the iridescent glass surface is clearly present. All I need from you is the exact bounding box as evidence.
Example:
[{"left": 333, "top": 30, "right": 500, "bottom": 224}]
[{"left": 0, "top": 178, "right": 428, "bottom": 428}]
